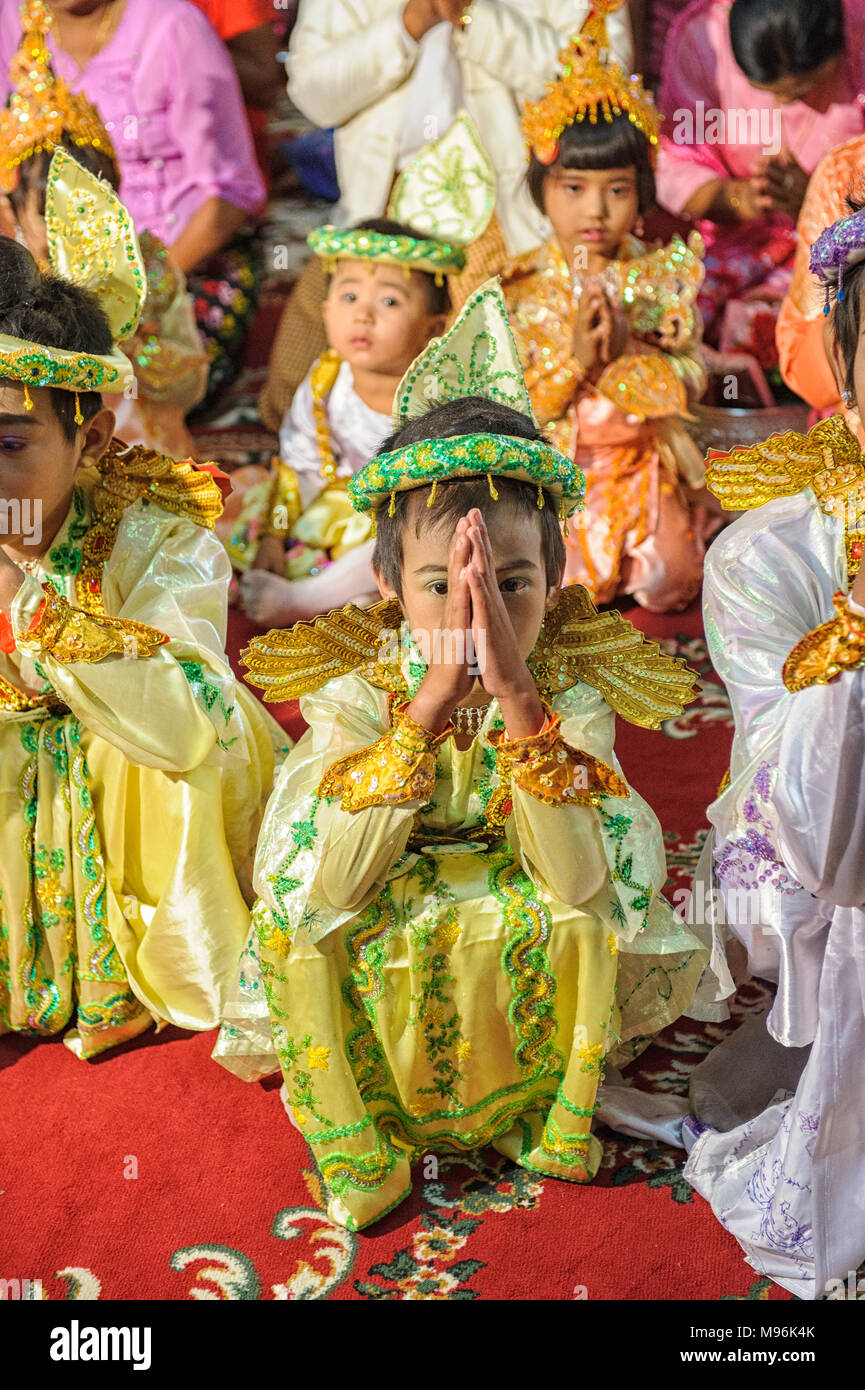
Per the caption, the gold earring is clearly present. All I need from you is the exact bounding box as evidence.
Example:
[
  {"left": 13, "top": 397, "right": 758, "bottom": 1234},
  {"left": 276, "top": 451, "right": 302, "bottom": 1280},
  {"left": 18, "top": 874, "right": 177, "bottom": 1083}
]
[{"left": 74, "top": 391, "right": 83, "bottom": 426}]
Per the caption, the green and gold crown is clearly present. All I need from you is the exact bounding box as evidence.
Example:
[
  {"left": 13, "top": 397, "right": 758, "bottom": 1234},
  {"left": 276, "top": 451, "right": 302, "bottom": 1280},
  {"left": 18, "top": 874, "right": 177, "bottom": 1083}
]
[
  {"left": 308, "top": 111, "right": 497, "bottom": 284},
  {"left": 0, "top": 146, "right": 145, "bottom": 401},
  {"left": 347, "top": 277, "right": 585, "bottom": 521}
]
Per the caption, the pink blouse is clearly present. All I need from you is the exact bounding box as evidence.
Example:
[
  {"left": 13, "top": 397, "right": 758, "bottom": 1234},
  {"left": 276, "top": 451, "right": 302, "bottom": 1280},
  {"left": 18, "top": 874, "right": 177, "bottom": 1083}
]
[
  {"left": 0, "top": 0, "right": 265, "bottom": 245},
  {"left": 656, "top": 0, "right": 865, "bottom": 215}
]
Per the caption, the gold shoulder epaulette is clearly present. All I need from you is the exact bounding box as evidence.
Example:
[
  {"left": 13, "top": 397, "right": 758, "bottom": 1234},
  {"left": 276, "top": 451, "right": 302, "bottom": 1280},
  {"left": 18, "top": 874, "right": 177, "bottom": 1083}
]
[
  {"left": 704, "top": 413, "right": 862, "bottom": 512},
  {"left": 94, "top": 438, "right": 225, "bottom": 529},
  {"left": 528, "top": 584, "right": 699, "bottom": 728},
  {"left": 242, "top": 598, "right": 402, "bottom": 702}
]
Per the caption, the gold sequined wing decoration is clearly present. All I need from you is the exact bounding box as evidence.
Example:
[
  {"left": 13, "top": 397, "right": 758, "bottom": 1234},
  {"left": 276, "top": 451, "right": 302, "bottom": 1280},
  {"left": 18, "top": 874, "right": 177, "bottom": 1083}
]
[
  {"left": 605, "top": 231, "right": 705, "bottom": 350},
  {"left": 704, "top": 413, "right": 861, "bottom": 512},
  {"left": 528, "top": 585, "right": 698, "bottom": 728},
  {"left": 45, "top": 146, "right": 146, "bottom": 341},
  {"left": 94, "top": 439, "right": 225, "bottom": 529},
  {"left": 241, "top": 598, "right": 403, "bottom": 702}
]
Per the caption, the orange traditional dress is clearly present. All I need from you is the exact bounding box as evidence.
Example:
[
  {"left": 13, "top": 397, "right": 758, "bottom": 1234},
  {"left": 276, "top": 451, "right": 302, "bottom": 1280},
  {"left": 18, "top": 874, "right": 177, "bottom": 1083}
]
[
  {"left": 503, "top": 231, "right": 709, "bottom": 612},
  {"left": 776, "top": 133, "right": 865, "bottom": 433}
]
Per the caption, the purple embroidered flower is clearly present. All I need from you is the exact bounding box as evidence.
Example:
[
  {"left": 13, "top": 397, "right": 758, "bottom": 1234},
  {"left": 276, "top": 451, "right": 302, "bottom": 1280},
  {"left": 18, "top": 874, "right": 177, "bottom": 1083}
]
[
  {"left": 754, "top": 762, "right": 772, "bottom": 800},
  {"left": 742, "top": 797, "right": 760, "bottom": 823}
]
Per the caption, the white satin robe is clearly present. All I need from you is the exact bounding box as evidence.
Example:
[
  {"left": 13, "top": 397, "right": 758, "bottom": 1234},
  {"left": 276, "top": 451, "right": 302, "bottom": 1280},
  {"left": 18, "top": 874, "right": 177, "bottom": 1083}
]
[{"left": 688, "top": 482, "right": 865, "bottom": 1297}]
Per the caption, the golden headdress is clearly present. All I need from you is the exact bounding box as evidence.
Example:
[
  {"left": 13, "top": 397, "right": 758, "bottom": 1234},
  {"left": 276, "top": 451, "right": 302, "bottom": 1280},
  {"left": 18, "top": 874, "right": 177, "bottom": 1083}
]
[
  {"left": 522, "top": 0, "right": 660, "bottom": 166},
  {"left": 0, "top": 0, "right": 116, "bottom": 194},
  {"left": 0, "top": 146, "right": 145, "bottom": 400}
]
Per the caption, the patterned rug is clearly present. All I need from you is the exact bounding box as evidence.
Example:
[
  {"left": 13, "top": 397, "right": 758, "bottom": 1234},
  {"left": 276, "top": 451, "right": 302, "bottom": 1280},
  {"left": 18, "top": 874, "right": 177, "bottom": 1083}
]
[{"left": 0, "top": 176, "right": 795, "bottom": 1303}]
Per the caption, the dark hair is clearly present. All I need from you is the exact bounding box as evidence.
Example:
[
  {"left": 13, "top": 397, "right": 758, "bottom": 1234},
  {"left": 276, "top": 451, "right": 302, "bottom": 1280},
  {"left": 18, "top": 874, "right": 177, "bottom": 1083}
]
[
  {"left": 527, "top": 112, "right": 655, "bottom": 217},
  {"left": 828, "top": 195, "right": 865, "bottom": 400},
  {"left": 334, "top": 217, "right": 451, "bottom": 316},
  {"left": 0, "top": 238, "right": 114, "bottom": 439},
  {"left": 371, "top": 395, "right": 566, "bottom": 599},
  {"left": 729, "top": 0, "right": 844, "bottom": 85},
  {"left": 7, "top": 135, "right": 119, "bottom": 218}
]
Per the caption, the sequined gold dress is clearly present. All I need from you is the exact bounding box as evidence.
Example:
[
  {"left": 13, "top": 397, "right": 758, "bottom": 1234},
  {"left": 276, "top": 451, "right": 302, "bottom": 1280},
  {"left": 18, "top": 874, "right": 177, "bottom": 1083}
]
[
  {"left": 0, "top": 444, "right": 285, "bottom": 1059},
  {"left": 504, "top": 233, "right": 709, "bottom": 612},
  {"left": 213, "top": 598, "right": 706, "bottom": 1230}
]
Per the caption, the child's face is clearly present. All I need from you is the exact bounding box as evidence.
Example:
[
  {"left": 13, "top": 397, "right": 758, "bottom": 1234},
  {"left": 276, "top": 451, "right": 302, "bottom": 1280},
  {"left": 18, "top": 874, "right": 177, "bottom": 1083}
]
[
  {"left": 322, "top": 261, "right": 446, "bottom": 376},
  {"left": 543, "top": 164, "right": 640, "bottom": 264},
  {"left": 379, "top": 497, "right": 559, "bottom": 664},
  {"left": 0, "top": 381, "right": 114, "bottom": 553}
]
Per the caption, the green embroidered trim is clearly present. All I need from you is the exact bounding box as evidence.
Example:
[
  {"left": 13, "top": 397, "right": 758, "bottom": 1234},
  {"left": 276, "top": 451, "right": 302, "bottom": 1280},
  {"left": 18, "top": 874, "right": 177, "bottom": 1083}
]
[
  {"left": 490, "top": 849, "right": 564, "bottom": 1082},
  {"left": 600, "top": 804, "right": 654, "bottom": 935},
  {"left": 178, "top": 660, "right": 237, "bottom": 751},
  {"left": 308, "top": 224, "right": 466, "bottom": 276},
  {"left": 48, "top": 486, "right": 88, "bottom": 580},
  {"left": 349, "top": 433, "right": 585, "bottom": 517}
]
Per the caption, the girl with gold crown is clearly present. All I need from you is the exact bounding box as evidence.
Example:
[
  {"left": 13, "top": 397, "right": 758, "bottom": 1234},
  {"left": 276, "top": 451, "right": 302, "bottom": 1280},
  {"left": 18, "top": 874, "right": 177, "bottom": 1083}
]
[
  {"left": 0, "top": 0, "right": 209, "bottom": 461},
  {"left": 0, "top": 148, "right": 283, "bottom": 1061},
  {"left": 224, "top": 115, "right": 494, "bottom": 631},
  {"left": 675, "top": 205, "right": 865, "bottom": 1297},
  {"left": 503, "top": 5, "right": 712, "bottom": 613},
  {"left": 211, "top": 278, "right": 714, "bottom": 1230}
]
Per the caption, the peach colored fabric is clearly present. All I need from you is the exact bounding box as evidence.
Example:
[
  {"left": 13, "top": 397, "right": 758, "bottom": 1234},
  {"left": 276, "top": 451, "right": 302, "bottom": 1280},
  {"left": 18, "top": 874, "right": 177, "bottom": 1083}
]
[{"left": 777, "top": 135, "right": 865, "bottom": 412}]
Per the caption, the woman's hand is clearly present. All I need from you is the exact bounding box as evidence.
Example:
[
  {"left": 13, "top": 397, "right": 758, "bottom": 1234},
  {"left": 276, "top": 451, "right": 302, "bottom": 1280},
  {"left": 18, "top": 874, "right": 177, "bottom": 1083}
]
[
  {"left": 464, "top": 510, "right": 545, "bottom": 738},
  {"left": 407, "top": 516, "right": 475, "bottom": 733},
  {"left": 758, "top": 154, "right": 810, "bottom": 222}
]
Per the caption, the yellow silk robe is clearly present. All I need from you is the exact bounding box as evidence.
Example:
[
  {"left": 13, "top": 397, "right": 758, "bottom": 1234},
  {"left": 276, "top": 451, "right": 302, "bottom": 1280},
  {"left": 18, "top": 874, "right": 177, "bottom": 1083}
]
[
  {"left": 0, "top": 461, "right": 286, "bottom": 1059},
  {"left": 215, "top": 650, "right": 706, "bottom": 1230}
]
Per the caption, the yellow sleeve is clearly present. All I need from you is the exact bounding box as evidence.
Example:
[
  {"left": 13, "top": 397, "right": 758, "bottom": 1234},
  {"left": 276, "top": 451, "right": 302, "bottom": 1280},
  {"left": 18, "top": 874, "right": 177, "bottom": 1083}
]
[
  {"left": 490, "top": 697, "right": 627, "bottom": 907},
  {"left": 11, "top": 500, "right": 248, "bottom": 773},
  {"left": 253, "top": 676, "right": 432, "bottom": 936}
]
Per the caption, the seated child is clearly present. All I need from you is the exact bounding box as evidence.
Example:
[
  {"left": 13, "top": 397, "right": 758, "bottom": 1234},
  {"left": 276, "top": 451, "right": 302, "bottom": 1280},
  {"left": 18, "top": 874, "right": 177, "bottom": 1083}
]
[
  {"left": 215, "top": 282, "right": 709, "bottom": 1231},
  {"left": 224, "top": 217, "right": 455, "bottom": 629},
  {"left": 504, "top": 9, "right": 709, "bottom": 613},
  {"left": 682, "top": 204, "right": 865, "bottom": 1297},
  {"left": 0, "top": 0, "right": 208, "bottom": 460},
  {"left": 0, "top": 150, "right": 281, "bottom": 1060}
]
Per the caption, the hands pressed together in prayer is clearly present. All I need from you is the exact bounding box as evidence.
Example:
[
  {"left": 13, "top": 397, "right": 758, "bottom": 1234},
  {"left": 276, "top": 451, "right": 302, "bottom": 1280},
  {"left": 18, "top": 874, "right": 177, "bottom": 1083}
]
[
  {"left": 407, "top": 509, "right": 546, "bottom": 742},
  {"left": 728, "top": 152, "right": 810, "bottom": 222},
  {"left": 402, "top": 0, "right": 473, "bottom": 41},
  {"left": 571, "top": 280, "right": 629, "bottom": 378}
]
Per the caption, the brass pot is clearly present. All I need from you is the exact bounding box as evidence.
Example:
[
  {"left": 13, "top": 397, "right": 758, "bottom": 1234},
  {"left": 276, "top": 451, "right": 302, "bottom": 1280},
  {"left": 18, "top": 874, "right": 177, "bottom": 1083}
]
[{"left": 688, "top": 401, "right": 811, "bottom": 457}]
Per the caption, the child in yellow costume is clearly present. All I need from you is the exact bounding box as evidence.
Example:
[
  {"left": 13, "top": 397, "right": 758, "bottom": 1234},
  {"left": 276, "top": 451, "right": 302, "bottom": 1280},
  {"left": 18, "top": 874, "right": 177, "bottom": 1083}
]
[
  {"left": 0, "top": 149, "right": 282, "bottom": 1060},
  {"left": 225, "top": 114, "right": 497, "bottom": 630},
  {"left": 503, "top": 4, "right": 709, "bottom": 613},
  {"left": 0, "top": 1, "right": 208, "bottom": 461},
  {"left": 213, "top": 280, "right": 710, "bottom": 1231}
]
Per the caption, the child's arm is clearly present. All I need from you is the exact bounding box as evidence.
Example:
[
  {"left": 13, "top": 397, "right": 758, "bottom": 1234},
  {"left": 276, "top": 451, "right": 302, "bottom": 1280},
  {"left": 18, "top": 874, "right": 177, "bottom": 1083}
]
[
  {"left": 463, "top": 509, "right": 627, "bottom": 905},
  {"left": 257, "top": 520, "right": 476, "bottom": 924},
  {"left": 5, "top": 508, "right": 253, "bottom": 774},
  {"left": 255, "top": 678, "right": 446, "bottom": 925}
]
